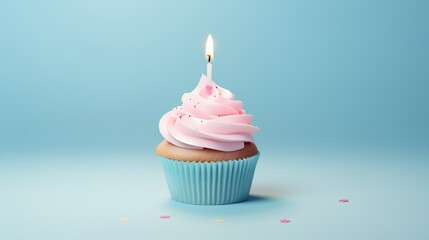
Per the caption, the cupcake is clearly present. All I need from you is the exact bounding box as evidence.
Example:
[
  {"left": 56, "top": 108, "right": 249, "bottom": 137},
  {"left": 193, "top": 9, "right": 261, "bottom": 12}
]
[{"left": 156, "top": 75, "right": 260, "bottom": 205}]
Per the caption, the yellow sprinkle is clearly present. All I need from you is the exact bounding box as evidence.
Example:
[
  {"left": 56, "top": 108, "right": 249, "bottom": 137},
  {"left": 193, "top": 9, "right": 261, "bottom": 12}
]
[
  {"left": 118, "top": 217, "right": 130, "bottom": 222},
  {"left": 214, "top": 219, "right": 225, "bottom": 223}
]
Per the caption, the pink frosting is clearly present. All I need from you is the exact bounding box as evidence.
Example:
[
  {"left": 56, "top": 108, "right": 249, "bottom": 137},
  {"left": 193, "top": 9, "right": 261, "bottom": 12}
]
[{"left": 159, "top": 75, "right": 259, "bottom": 152}]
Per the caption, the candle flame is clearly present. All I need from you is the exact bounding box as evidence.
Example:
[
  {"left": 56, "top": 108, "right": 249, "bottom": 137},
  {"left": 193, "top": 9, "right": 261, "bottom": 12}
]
[{"left": 205, "top": 34, "right": 214, "bottom": 62}]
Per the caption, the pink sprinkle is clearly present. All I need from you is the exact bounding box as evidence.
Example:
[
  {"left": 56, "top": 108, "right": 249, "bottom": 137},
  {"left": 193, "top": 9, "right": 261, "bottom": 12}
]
[
  {"left": 160, "top": 215, "right": 171, "bottom": 219},
  {"left": 205, "top": 85, "right": 213, "bottom": 95},
  {"left": 339, "top": 199, "right": 349, "bottom": 203},
  {"left": 280, "top": 219, "right": 291, "bottom": 224}
]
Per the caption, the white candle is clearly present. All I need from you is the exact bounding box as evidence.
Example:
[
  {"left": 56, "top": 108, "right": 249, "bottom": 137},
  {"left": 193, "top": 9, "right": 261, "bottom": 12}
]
[
  {"left": 205, "top": 34, "right": 214, "bottom": 84},
  {"left": 207, "top": 62, "right": 212, "bottom": 83}
]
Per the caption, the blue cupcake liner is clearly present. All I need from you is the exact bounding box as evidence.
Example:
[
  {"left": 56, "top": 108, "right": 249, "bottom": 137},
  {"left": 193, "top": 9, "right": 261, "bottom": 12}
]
[{"left": 160, "top": 153, "right": 260, "bottom": 205}]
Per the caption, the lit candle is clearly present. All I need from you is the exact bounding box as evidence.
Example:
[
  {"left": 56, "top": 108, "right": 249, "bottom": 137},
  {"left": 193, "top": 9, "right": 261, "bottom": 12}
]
[{"left": 205, "top": 34, "right": 214, "bottom": 84}]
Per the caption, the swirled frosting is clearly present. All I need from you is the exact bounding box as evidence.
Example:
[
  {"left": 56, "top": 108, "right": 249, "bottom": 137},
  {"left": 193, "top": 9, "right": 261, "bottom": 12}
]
[{"left": 159, "top": 75, "right": 259, "bottom": 152}]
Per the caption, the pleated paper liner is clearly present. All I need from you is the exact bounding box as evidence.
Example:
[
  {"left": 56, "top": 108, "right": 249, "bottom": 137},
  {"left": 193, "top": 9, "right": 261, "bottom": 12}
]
[{"left": 160, "top": 153, "right": 260, "bottom": 205}]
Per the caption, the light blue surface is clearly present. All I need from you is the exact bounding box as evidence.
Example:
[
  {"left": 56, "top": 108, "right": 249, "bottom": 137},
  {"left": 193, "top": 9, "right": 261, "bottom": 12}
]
[
  {"left": 1, "top": 0, "right": 429, "bottom": 239},
  {"left": 0, "top": 150, "right": 428, "bottom": 239},
  {"left": 160, "top": 153, "right": 259, "bottom": 205}
]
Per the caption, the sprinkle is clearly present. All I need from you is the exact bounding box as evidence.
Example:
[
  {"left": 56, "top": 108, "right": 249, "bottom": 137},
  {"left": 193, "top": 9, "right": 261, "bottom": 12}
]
[
  {"left": 189, "top": 115, "right": 191, "bottom": 117},
  {"left": 339, "top": 199, "right": 349, "bottom": 203},
  {"left": 218, "top": 115, "right": 221, "bottom": 117},
  {"left": 194, "top": 105, "right": 196, "bottom": 108},
  {"left": 280, "top": 219, "right": 290, "bottom": 224},
  {"left": 195, "top": 128, "right": 198, "bottom": 131},
  {"left": 215, "top": 86, "right": 218, "bottom": 88},
  {"left": 213, "top": 95, "right": 216, "bottom": 97},
  {"left": 201, "top": 120, "right": 203, "bottom": 123},
  {"left": 160, "top": 215, "right": 171, "bottom": 219},
  {"left": 206, "top": 85, "right": 213, "bottom": 94},
  {"left": 197, "top": 102, "right": 200, "bottom": 104},
  {"left": 214, "top": 219, "right": 225, "bottom": 223},
  {"left": 189, "top": 98, "right": 192, "bottom": 100},
  {"left": 118, "top": 217, "right": 129, "bottom": 222},
  {"left": 230, "top": 97, "right": 233, "bottom": 100}
]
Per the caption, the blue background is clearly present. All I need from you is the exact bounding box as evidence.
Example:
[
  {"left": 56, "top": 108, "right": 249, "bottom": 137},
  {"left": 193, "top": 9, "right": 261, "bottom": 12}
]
[
  {"left": 1, "top": 1, "right": 428, "bottom": 239},
  {"left": 1, "top": 0, "right": 428, "bottom": 152}
]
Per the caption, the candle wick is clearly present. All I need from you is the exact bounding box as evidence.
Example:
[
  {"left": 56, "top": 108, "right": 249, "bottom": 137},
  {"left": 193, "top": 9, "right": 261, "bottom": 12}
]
[{"left": 207, "top": 55, "right": 211, "bottom": 63}]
